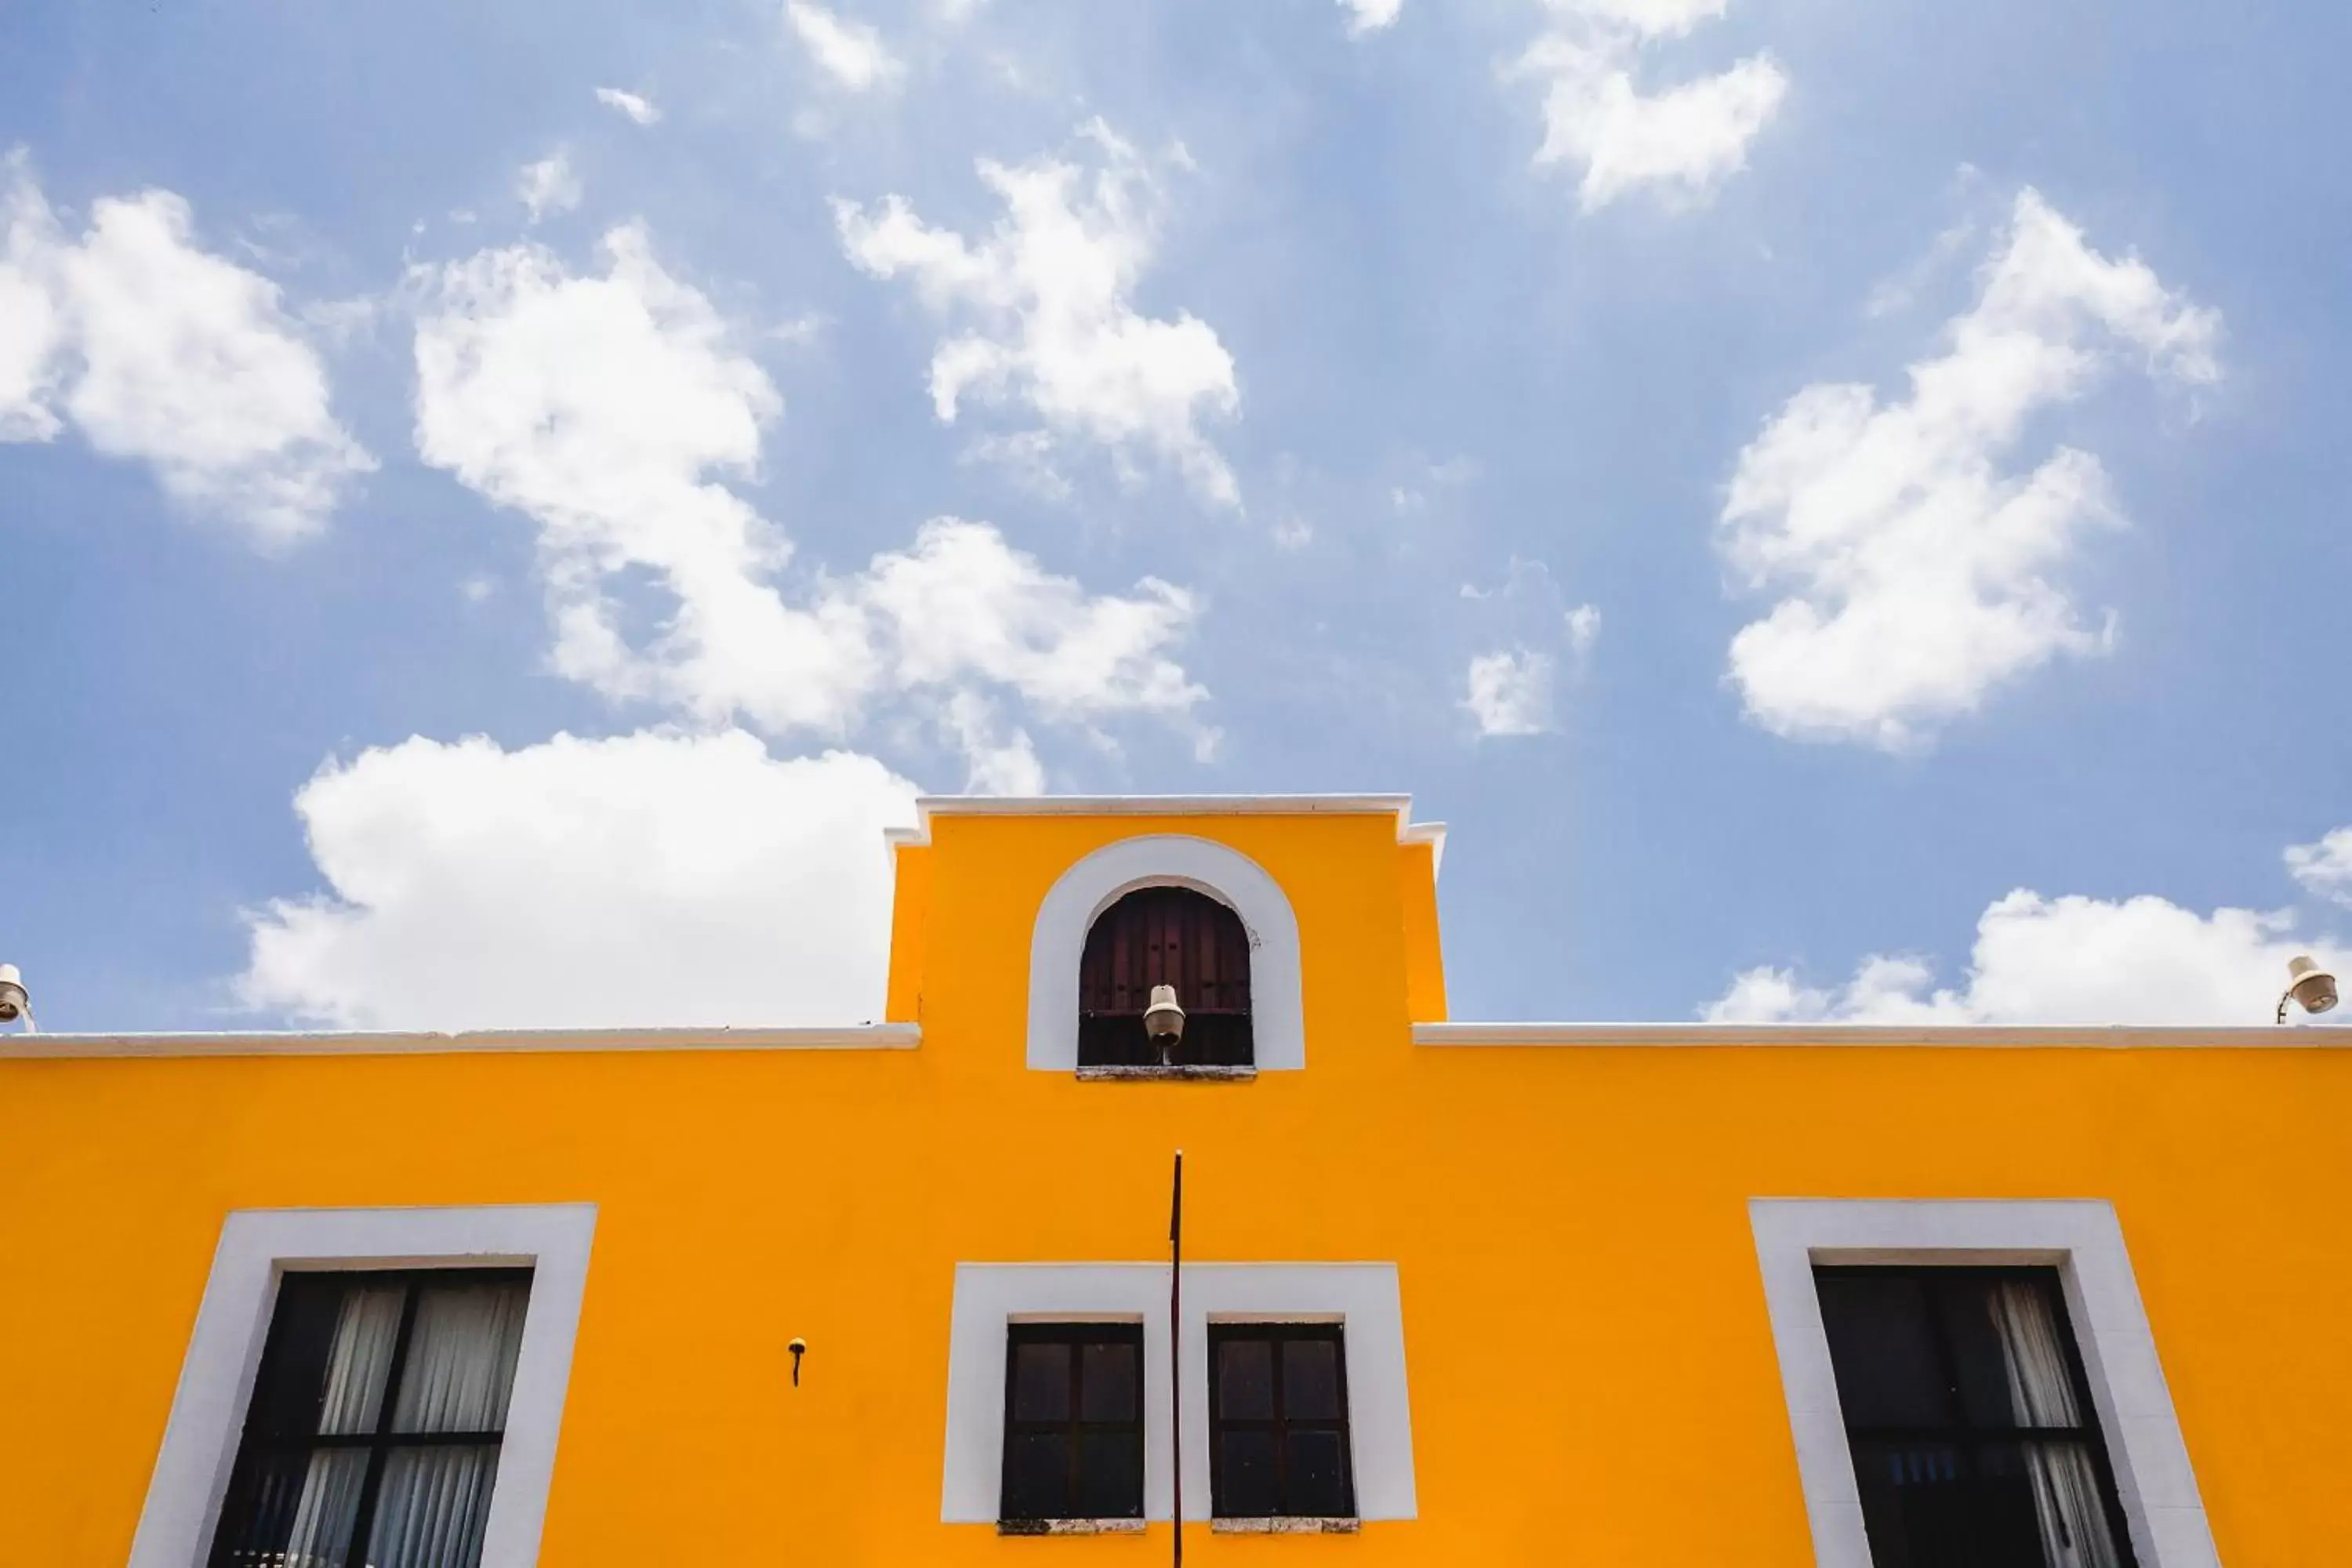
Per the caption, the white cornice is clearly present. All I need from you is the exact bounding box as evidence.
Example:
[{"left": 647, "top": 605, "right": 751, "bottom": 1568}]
[
  {"left": 1414, "top": 1021, "right": 2344, "bottom": 1049},
  {"left": 887, "top": 794, "right": 1448, "bottom": 876},
  {"left": 0, "top": 1022, "right": 921, "bottom": 1061}
]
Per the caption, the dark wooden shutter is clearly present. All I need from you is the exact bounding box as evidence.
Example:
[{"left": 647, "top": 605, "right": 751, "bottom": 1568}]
[{"left": 1077, "top": 887, "right": 1254, "bottom": 1066}]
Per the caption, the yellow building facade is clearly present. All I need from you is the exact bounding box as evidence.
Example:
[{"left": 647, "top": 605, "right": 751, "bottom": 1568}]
[{"left": 1, "top": 796, "right": 2342, "bottom": 1566}]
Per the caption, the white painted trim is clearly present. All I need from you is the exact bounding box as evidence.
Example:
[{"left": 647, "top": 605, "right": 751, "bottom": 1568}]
[
  {"left": 1026, "top": 835, "right": 1305, "bottom": 1073},
  {"left": 130, "top": 1204, "right": 598, "bottom": 1568},
  {"left": 941, "top": 1263, "right": 1415, "bottom": 1525},
  {"left": 1417, "top": 1021, "right": 2343, "bottom": 1049},
  {"left": 0, "top": 1022, "right": 920, "bottom": 1061},
  {"left": 1749, "top": 1200, "right": 2216, "bottom": 1568},
  {"left": 888, "top": 795, "right": 1446, "bottom": 876}
]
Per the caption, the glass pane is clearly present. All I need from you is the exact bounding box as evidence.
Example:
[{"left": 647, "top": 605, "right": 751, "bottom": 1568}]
[
  {"left": 2020, "top": 1440, "right": 2129, "bottom": 1568},
  {"left": 1011, "top": 1341, "right": 1072, "bottom": 1423},
  {"left": 1817, "top": 1273, "right": 1953, "bottom": 1430},
  {"left": 1215, "top": 1429, "right": 1279, "bottom": 1519},
  {"left": 1002, "top": 1432, "right": 1070, "bottom": 1521},
  {"left": 1286, "top": 1429, "right": 1351, "bottom": 1518},
  {"left": 1282, "top": 1337, "right": 1341, "bottom": 1421},
  {"left": 1850, "top": 1440, "right": 2047, "bottom": 1568},
  {"left": 1080, "top": 1340, "right": 1138, "bottom": 1422},
  {"left": 209, "top": 1446, "right": 368, "bottom": 1568},
  {"left": 367, "top": 1445, "right": 503, "bottom": 1568},
  {"left": 242, "top": 1277, "right": 350, "bottom": 1443},
  {"left": 1938, "top": 1276, "right": 2038, "bottom": 1430},
  {"left": 394, "top": 1279, "right": 531, "bottom": 1435},
  {"left": 1216, "top": 1338, "right": 1275, "bottom": 1421},
  {"left": 1076, "top": 1432, "right": 1144, "bottom": 1519},
  {"left": 318, "top": 1284, "right": 406, "bottom": 1436}
]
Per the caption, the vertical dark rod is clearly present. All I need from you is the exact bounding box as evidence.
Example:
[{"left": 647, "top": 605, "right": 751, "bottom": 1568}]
[{"left": 1169, "top": 1149, "right": 1184, "bottom": 1567}]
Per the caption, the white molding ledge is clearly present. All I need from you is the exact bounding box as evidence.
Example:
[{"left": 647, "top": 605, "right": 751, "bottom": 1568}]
[
  {"left": 0, "top": 1022, "right": 920, "bottom": 1061},
  {"left": 1750, "top": 1199, "right": 2216, "bottom": 1568},
  {"left": 1027, "top": 834, "right": 1305, "bottom": 1072},
  {"left": 887, "top": 794, "right": 1447, "bottom": 875},
  {"left": 1417, "top": 1021, "right": 2341, "bottom": 1049},
  {"left": 131, "top": 1203, "right": 598, "bottom": 1568}
]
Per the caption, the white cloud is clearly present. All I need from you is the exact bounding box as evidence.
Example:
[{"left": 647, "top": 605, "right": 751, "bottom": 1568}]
[
  {"left": 594, "top": 87, "right": 662, "bottom": 125},
  {"left": 0, "top": 156, "right": 372, "bottom": 543},
  {"left": 786, "top": 1, "right": 905, "bottom": 92},
  {"left": 1708, "top": 887, "right": 2346, "bottom": 1027},
  {"left": 1719, "top": 190, "right": 2220, "bottom": 749},
  {"left": 834, "top": 120, "right": 1242, "bottom": 506},
  {"left": 517, "top": 153, "right": 583, "bottom": 223},
  {"left": 1464, "top": 648, "right": 1555, "bottom": 737},
  {"left": 1340, "top": 0, "right": 1403, "bottom": 35},
  {"left": 412, "top": 224, "right": 1207, "bottom": 775},
  {"left": 1514, "top": 0, "right": 1788, "bottom": 211},
  {"left": 1565, "top": 601, "right": 1602, "bottom": 655},
  {"left": 239, "top": 730, "right": 918, "bottom": 1030},
  {"left": 2287, "top": 828, "right": 2352, "bottom": 909}
]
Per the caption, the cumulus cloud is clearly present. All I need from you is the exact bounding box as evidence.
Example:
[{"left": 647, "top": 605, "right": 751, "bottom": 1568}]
[
  {"left": 834, "top": 119, "right": 1241, "bottom": 506},
  {"left": 517, "top": 153, "right": 583, "bottom": 222},
  {"left": 0, "top": 155, "right": 372, "bottom": 543},
  {"left": 1565, "top": 601, "right": 1602, "bottom": 655},
  {"left": 1464, "top": 648, "right": 1555, "bottom": 737},
  {"left": 594, "top": 87, "right": 662, "bottom": 125},
  {"left": 786, "top": 1, "right": 904, "bottom": 92},
  {"left": 412, "top": 224, "right": 1207, "bottom": 773},
  {"left": 2287, "top": 828, "right": 2352, "bottom": 909},
  {"left": 1708, "top": 887, "right": 2347, "bottom": 1027},
  {"left": 1513, "top": 0, "right": 1788, "bottom": 211},
  {"left": 1719, "top": 191, "right": 2220, "bottom": 749},
  {"left": 240, "top": 731, "right": 918, "bottom": 1029},
  {"left": 1340, "top": 0, "right": 1403, "bottom": 35}
]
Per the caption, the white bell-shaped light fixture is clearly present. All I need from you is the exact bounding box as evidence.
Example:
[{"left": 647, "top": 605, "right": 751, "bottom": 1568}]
[
  {"left": 1143, "top": 983, "right": 1186, "bottom": 1045},
  {"left": 2284, "top": 954, "right": 2339, "bottom": 1019},
  {"left": 0, "top": 964, "right": 27, "bottom": 1026}
]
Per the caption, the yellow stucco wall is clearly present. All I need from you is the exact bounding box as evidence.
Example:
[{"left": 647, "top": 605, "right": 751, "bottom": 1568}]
[{"left": 2, "top": 808, "right": 2349, "bottom": 1563}]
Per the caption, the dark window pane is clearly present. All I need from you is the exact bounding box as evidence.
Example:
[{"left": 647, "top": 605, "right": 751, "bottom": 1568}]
[
  {"left": 1075, "top": 1432, "right": 1144, "bottom": 1519},
  {"left": 1285, "top": 1429, "right": 1352, "bottom": 1517},
  {"left": 1817, "top": 1274, "right": 1952, "bottom": 1429},
  {"left": 1002, "top": 1433, "right": 1070, "bottom": 1522},
  {"left": 1011, "top": 1341, "right": 1072, "bottom": 1423},
  {"left": 391, "top": 1280, "right": 530, "bottom": 1436},
  {"left": 367, "top": 1445, "right": 502, "bottom": 1568},
  {"left": 1282, "top": 1337, "right": 1341, "bottom": 1421},
  {"left": 1217, "top": 1338, "right": 1275, "bottom": 1421},
  {"left": 241, "top": 1276, "right": 349, "bottom": 1442},
  {"left": 1080, "top": 1340, "right": 1138, "bottom": 1422},
  {"left": 1936, "top": 1276, "right": 2034, "bottom": 1432},
  {"left": 1216, "top": 1429, "right": 1279, "bottom": 1519}
]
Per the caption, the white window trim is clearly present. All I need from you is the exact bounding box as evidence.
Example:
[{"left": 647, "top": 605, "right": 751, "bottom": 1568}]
[
  {"left": 130, "top": 1203, "right": 598, "bottom": 1568},
  {"left": 941, "top": 1263, "right": 1414, "bottom": 1523},
  {"left": 1025, "top": 835, "right": 1305, "bottom": 1072},
  {"left": 1749, "top": 1199, "right": 2217, "bottom": 1568}
]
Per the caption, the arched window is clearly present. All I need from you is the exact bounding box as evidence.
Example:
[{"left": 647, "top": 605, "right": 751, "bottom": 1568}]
[{"left": 1077, "top": 886, "right": 1254, "bottom": 1067}]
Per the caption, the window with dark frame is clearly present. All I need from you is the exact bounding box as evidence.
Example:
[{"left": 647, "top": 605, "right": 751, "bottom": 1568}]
[
  {"left": 999, "top": 1323, "right": 1146, "bottom": 1528},
  {"left": 1814, "top": 1265, "right": 2138, "bottom": 1568},
  {"left": 206, "top": 1267, "right": 533, "bottom": 1568},
  {"left": 1077, "top": 885, "right": 1254, "bottom": 1068},
  {"left": 1207, "top": 1323, "right": 1356, "bottom": 1521}
]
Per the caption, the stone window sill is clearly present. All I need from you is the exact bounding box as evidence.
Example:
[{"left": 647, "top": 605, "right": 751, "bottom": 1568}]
[
  {"left": 1212, "top": 1516, "right": 1362, "bottom": 1534},
  {"left": 997, "top": 1518, "right": 1149, "bottom": 1536},
  {"left": 1074, "top": 1064, "right": 1258, "bottom": 1083}
]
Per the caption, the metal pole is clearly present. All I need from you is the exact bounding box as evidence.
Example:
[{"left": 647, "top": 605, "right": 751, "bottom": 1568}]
[{"left": 1169, "top": 1149, "right": 1184, "bottom": 1567}]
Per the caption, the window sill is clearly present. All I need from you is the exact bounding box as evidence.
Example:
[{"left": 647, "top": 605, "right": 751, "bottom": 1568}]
[
  {"left": 1074, "top": 1064, "right": 1258, "bottom": 1083},
  {"left": 997, "top": 1519, "right": 1149, "bottom": 1536},
  {"left": 1212, "top": 1517, "right": 1362, "bottom": 1534}
]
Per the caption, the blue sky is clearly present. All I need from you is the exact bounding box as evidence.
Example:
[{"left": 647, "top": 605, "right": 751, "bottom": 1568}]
[{"left": 3, "top": 0, "right": 2348, "bottom": 1034}]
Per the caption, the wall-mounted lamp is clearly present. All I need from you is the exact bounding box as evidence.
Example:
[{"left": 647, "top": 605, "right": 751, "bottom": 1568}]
[
  {"left": 2277, "top": 955, "right": 2339, "bottom": 1025},
  {"left": 0, "top": 964, "right": 31, "bottom": 1033},
  {"left": 788, "top": 1337, "right": 807, "bottom": 1387},
  {"left": 1144, "top": 984, "right": 1185, "bottom": 1066}
]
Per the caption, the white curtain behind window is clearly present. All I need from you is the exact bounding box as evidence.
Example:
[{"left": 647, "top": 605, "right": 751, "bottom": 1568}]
[
  {"left": 365, "top": 1279, "right": 531, "bottom": 1568},
  {"left": 278, "top": 1283, "right": 405, "bottom": 1568},
  {"left": 1989, "top": 1281, "right": 2125, "bottom": 1568}
]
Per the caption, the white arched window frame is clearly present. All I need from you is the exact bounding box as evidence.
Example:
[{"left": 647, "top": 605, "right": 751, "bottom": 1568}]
[{"left": 1027, "top": 834, "right": 1305, "bottom": 1072}]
